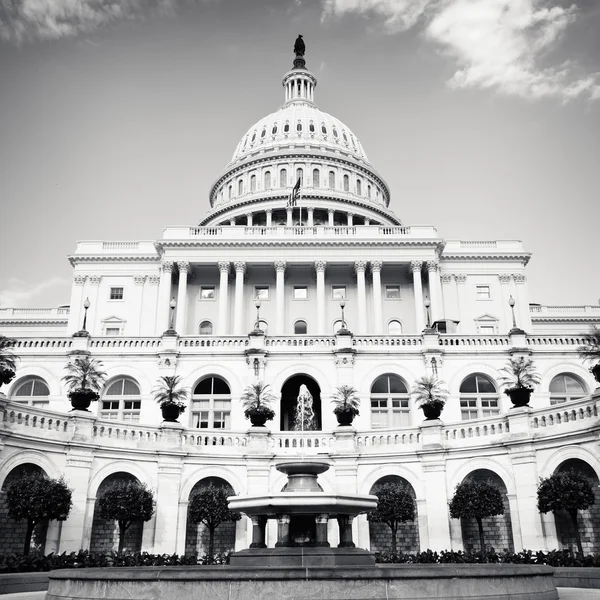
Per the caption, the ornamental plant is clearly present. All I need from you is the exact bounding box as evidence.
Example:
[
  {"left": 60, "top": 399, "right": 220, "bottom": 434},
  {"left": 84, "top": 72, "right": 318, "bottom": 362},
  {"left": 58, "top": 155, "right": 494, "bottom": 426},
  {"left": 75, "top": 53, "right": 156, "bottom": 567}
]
[
  {"left": 62, "top": 355, "right": 107, "bottom": 400},
  {"left": 367, "top": 482, "right": 416, "bottom": 555},
  {"left": 188, "top": 483, "right": 241, "bottom": 558},
  {"left": 97, "top": 480, "right": 155, "bottom": 553},
  {"left": 537, "top": 469, "right": 595, "bottom": 556},
  {"left": 411, "top": 375, "right": 449, "bottom": 409},
  {"left": 241, "top": 382, "right": 276, "bottom": 422},
  {"left": 0, "top": 335, "right": 18, "bottom": 386},
  {"left": 578, "top": 325, "right": 600, "bottom": 381},
  {"left": 449, "top": 479, "right": 505, "bottom": 553},
  {"left": 5, "top": 473, "right": 72, "bottom": 555},
  {"left": 152, "top": 375, "right": 189, "bottom": 411},
  {"left": 497, "top": 357, "right": 541, "bottom": 394},
  {"left": 331, "top": 385, "right": 361, "bottom": 417}
]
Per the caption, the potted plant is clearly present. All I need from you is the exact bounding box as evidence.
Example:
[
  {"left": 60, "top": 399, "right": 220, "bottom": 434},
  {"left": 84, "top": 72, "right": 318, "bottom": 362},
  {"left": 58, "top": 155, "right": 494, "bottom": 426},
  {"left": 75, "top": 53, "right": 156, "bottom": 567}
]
[
  {"left": 241, "top": 382, "right": 276, "bottom": 427},
  {"left": 412, "top": 375, "right": 449, "bottom": 420},
  {"left": 498, "top": 356, "right": 541, "bottom": 407},
  {"left": 153, "top": 375, "right": 189, "bottom": 422},
  {"left": 0, "top": 335, "right": 18, "bottom": 387},
  {"left": 331, "top": 384, "right": 360, "bottom": 425},
  {"left": 578, "top": 325, "right": 600, "bottom": 384},
  {"left": 62, "top": 355, "right": 107, "bottom": 411}
]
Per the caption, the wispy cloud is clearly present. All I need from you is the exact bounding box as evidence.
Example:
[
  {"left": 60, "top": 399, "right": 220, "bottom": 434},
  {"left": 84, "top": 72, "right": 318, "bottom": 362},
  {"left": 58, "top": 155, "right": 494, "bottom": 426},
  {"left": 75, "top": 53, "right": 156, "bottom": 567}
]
[
  {"left": 0, "top": 277, "right": 70, "bottom": 308},
  {"left": 0, "top": 0, "right": 185, "bottom": 45},
  {"left": 321, "top": 0, "right": 600, "bottom": 101}
]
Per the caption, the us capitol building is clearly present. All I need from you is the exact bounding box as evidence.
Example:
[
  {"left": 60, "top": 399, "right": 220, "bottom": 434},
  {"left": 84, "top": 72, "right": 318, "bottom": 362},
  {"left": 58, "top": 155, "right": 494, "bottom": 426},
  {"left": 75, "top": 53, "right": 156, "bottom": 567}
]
[{"left": 0, "top": 41, "right": 599, "bottom": 558}]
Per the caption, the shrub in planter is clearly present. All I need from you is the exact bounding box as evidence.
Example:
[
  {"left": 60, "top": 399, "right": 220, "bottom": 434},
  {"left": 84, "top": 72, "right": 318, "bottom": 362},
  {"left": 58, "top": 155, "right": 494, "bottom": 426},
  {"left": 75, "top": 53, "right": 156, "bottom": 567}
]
[
  {"left": 0, "top": 336, "right": 18, "bottom": 387},
  {"left": 498, "top": 356, "right": 541, "bottom": 407},
  {"left": 241, "top": 382, "right": 276, "bottom": 426},
  {"left": 411, "top": 375, "right": 448, "bottom": 420},
  {"left": 153, "top": 375, "right": 189, "bottom": 422},
  {"left": 331, "top": 384, "right": 360, "bottom": 425},
  {"left": 62, "top": 356, "right": 106, "bottom": 411},
  {"left": 578, "top": 325, "right": 600, "bottom": 384}
]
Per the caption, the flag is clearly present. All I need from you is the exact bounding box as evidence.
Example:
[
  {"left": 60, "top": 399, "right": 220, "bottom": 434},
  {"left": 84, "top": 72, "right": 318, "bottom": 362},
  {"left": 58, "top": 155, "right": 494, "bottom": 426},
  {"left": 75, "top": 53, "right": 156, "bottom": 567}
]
[{"left": 287, "top": 177, "right": 301, "bottom": 207}]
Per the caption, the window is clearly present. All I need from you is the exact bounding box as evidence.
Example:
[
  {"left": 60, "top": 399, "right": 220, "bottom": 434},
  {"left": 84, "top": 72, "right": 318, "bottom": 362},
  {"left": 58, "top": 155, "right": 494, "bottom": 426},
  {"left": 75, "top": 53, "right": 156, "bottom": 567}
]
[
  {"left": 385, "top": 285, "right": 401, "bottom": 300},
  {"left": 343, "top": 174, "right": 349, "bottom": 192},
  {"left": 370, "top": 374, "right": 410, "bottom": 428},
  {"left": 295, "top": 168, "right": 303, "bottom": 184},
  {"left": 238, "top": 179, "right": 243, "bottom": 196},
  {"left": 280, "top": 169, "right": 287, "bottom": 188},
  {"left": 356, "top": 179, "right": 362, "bottom": 195},
  {"left": 388, "top": 320, "right": 402, "bottom": 335},
  {"left": 11, "top": 377, "right": 50, "bottom": 407},
  {"left": 250, "top": 174, "right": 256, "bottom": 192},
  {"left": 228, "top": 185, "right": 232, "bottom": 199},
  {"left": 333, "top": 319, "right": 344, "bottom": 334},
  {"left": 293, "top": 286, "right": 308, "bottom": 300},
  {"left": 309, "top": 122, "right": 315, "bottom": 133},
  {"left": 297, "top": 122, "right": 302, "bottom": 132},
  {"left": 476, "top": 285, "right": 491, "bottom": 299},
  {"left": 272, "top": 124, "right": 278, "bottom": 135},
  {"left": 321, "top": 124, "right": 327, "bottom": 135},
  {"left": 105, "top": 327, "right": 121, "bottom": 336},
  {"left": 261, "top": 128, "right": 266, "bottom": 138},
  {"left": 312, "top": 168, "right": 320, "bottom": 187},
  {"left": 254, "top": 286, "right": 270, "bottom": 300},
  {"left": 251, "top": 131, "right": 256, "bottom": 143},
  {"left": 331, "top": 285, "right": 346, "bottom": 300},
  {"left": 367, "top": 184, "right": 372, "bottom": 198},
  {"left": 479, "top": 325, "right": 496, "bottom": 334},
  {"left": 294, "top": 320, "right": 307, "bottom": 334},
  {"left": 200, "top": 287, "right": 215, "bottom": 300},
  {"left": 264, "top": 171, "right": 271, "bottom": 189},
  {"left": 191, "top": 377, "right": 231, "bottom": 429},
  {"left": 328, "top": 171, "right": 335, "bottom": 189},
  {"left": 101, "top": 378, "right": 141, "bottom": 422},
  {"left": 549, "top": 374, "right": 586, "bottom": 405},
  {"left": 459, "top": 374, "right": 499, "bottom": 420},
  {"left": 199, "top": 320, "right": 213, "bottom": 335},
  {"left": 109, "top": 287, "right": 124, "bottom": 300},
  {"left": 284, "top": 122, "right": 290, "bottom": 133},
  {"left": 332, "top": 127, "right": 338, "bottom": 138},
  {"left": 258, "top": 320, "right": 268, "bottom": 335},
  {"left": 475, "top": 314, "right": 498, "bottom": 334}
]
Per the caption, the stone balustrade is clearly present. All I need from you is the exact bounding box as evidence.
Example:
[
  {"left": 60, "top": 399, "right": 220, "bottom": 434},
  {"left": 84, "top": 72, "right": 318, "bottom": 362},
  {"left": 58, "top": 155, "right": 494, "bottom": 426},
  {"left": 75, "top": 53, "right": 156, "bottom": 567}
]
[
  {"left": 0, "top": 307, "right": 69, "bottom": 319},
  {"left": 530, "top": 304, "right": 600, "bottom": 315}
]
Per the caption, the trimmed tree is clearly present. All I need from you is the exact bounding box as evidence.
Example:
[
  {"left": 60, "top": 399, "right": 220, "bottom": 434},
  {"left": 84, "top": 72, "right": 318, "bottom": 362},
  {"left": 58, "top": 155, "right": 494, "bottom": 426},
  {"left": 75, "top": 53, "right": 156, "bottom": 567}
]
[
  {"left": 188, "top": 483, "right": 241, "bottom": 558},
  {"left": 449, "top": 479, "right": 504, "bottom": 553},
  {"left": 5, "top": 473, "right": 72, "bottom": 555},
  {"left": 367, "top": 481, "right": 416, "bottom": 554},
  {"left": 97, "top": 480, "right": 155, "bottom": 553},
  {"left": 537, "top": 469, "right": 595, "bottom": 555}
]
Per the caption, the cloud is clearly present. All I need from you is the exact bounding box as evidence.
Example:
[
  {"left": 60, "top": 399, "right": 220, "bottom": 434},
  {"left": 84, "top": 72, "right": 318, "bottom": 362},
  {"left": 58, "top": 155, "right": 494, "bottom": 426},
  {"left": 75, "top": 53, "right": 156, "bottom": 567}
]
[
  {"left": 0, "top": 277, "right": 71, "bottom": 308},
  {"left": 321, "top": 0, "right": 600, "bottom": 101},
  {"left": 0, "top": 0, "right": 185, "bottom": 45}
]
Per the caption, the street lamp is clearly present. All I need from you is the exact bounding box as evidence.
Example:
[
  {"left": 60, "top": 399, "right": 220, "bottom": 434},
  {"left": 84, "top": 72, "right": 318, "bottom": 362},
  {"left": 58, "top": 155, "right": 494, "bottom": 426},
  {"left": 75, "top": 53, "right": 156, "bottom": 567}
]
[
  {"left": 509, "top": 295, "right": 517, "bottom": 329},
  {"left": 339, "top": 301, "right": 346, "bottom": 330},
  {"left": 82, "top": 297, "right": 90, "bottom": 332},
  {"left": 254, "top": 301, "right": 262, "bottom": 331},
  {"left": 168, "top": 297, "right": 177, "bottom": 332},
  {"left": 424, "top": 296, "right": 431, "bottom": 328}
]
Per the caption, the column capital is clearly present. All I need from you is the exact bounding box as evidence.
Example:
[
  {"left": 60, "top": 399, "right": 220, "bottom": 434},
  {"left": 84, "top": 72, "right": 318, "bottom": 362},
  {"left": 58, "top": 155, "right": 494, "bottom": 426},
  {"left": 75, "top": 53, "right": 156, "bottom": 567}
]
[
  {"left": 427, "top": 259, "right": 439, "bottom": 272},
  {"left": 513, "top": 273, "right": 527, "bottom": 283},
  {"left": 307, "top": 206, "right": 314, "bottom": 213},
  {"left": 440, "top": 273, "right": 453, "bottom": 284},
  {"left": 245, "top": 213, "right": 253, "bottom": 219},
  {"left": 499, "top": 273, "right": 512, "bottom": 284},
  {"left": 354, "top": 260, "right": 367, "bottom": 274},
  {"left": 410, "top": 260, "right": 423, "bottom": 273},
  {"left": 148, "top": 275, "right": 160, "bottom": 285},
  {"left": 266, "top": 208, "right": 273, "bottom": 214},
  {"left": 161, "top": 261, "right": 174, "bottom": 273},
  {"left": 177, "top": 261, "right": 190, "bottom": 274},
  {"left": 234, "top": 261, "right": 246, "bottom": 274},
  {"left": 274, "top": 260, "right": 287, "bottom": 273},
  {"left": 371, "top": 260, "right": 383, "bottom": 273},
  {"left": 218, "top": 261, "right": 230, "bottom": 274},
  {"left": 133, "top": 275, "right": 147, "bottom": 285},
  {"left": 347, "top": 211, "right": 355, "bottom": 217},
  {"left": 314, "top": 260, "right": 327, "bottom": 274},
  {"left": 328, "top": 208, "right": 334, "bottom": 214},
  {"left": 88, "top": 274, "right": 101, "bottom": 285},
  {"left": 74, "top": 275, "right": 87, "bottom": 286},
  {"left": 454, "top": 273, "right": 467, "bottom": 284}
]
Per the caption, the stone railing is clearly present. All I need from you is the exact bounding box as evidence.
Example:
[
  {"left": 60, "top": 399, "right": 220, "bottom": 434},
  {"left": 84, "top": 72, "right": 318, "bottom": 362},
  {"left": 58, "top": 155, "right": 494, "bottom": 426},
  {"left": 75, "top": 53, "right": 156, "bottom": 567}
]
[
  {"left": 265, "top": 336, "right": 335, "bottom": 349},
  {"left": 444, "top": 415, "right": 509, "bottom": 442},
  {"left": 526, "top": 335, "right": 588, "bottom": 347},
  {"left": 354, "top": 336, "right": 422, "bottom": 348},
  {"left": 530, "top": 304, "right": 600, "bottom": 315},
  {"left": 89, "top": 338, "right": 162, "bottom": 350},
  {"left": 438, "top": 335, "right": 510, "bottom": 348},
  {"left": 355, "top": 429, "right": 421, "bottom": 448},
  {"left": 530, "top": 399, "right": 598, "bottom": 430},
  {"left": 0, "top": 307, "right": 69, "bottom": 319},
  {"left": 179, "top": 336, "right": 249, "bottom": 349},
  {"left": 12, "top": 338, "right": 73, "bottom": 350}
]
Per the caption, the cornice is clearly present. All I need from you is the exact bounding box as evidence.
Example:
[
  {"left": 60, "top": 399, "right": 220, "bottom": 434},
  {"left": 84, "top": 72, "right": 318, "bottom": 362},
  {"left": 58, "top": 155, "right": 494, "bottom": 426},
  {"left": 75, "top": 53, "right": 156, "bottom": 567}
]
[
  {"left": 157, "top": 239, "right": 444, "bottom": 249},
  {"left": 68, "top": 255, "right": 160, "bottom": 266},
  {"left": 441, "top": 253, "right": 531, "bottom": 265},
  {"left": 0, "top": 319, "right": 68, "bottom": 325},
  {"left": 531, "top": 316, "right": 600, "bottom": 323}
]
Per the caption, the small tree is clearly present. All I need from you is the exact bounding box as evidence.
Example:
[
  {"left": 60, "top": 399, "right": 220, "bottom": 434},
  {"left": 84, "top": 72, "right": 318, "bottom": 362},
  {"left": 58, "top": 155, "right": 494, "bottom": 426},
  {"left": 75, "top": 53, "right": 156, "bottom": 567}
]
[
  {"left": 0, "top": 335, "right": 18, "bottom": 386},
  {"left": 367, "top": 481, "right": 415, "bottom": 554},
  {"left": 537, "top": 469, "right": 595, "bottom": 556},
  {"left": 241, "top": 382, "right": 276, "bottom": 423},
  {"left": 449, "top": 479, "right": 504, "bottom": 553},
  {"left": 153, "top": 375, "right": 189, "bottom": 412},
  {"left": 188, "top": 483, "right": 241, "bottom": 558},
  {"left": 331, "top": 384, "right": 361, "bottom": 417},
  {"left": 62, "top": 356, "right": 107, "bottom": 399},
  {"left": 97, "top": 480, "right": 155, "bottom": 553},
  {"left": 5, "top": 473, "right": 72, "bottom": 555}
]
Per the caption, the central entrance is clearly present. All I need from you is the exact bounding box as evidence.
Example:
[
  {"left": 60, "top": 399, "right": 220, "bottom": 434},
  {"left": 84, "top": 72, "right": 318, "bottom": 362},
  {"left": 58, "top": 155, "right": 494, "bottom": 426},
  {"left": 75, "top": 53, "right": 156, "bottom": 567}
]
[{"left": 280, "top": 375, "right": 322, "bottom": 431}]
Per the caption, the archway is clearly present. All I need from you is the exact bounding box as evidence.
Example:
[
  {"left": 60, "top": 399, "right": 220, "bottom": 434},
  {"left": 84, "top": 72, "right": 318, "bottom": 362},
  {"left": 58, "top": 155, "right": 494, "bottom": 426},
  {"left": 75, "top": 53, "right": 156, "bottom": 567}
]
[
  {"left": 0, "top": 464, "right": 47, "bottom": 554},
  {"left": 90, "top": 472, "right": 144, "bottom": 553},
  {"left": 185, "top": 477, "right": 237, "bottom": 556},
  {"left": 554, "top": 459, "right": 600, "bottom": 553},
  {"left": 459, "top": 469, "right": 514, "bottom": 552},
  {"left": 368, "top": 475, "right": 419, "bottom": 553},
  {"left": 280, "top": 374, "right": 322, "bottom": 431}
]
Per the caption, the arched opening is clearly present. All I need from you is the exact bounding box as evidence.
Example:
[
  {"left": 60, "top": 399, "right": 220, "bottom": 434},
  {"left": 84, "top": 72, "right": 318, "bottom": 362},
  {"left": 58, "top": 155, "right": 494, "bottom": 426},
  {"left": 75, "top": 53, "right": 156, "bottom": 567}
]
[
  {"left": 370, "top": 374, "right": 410, "bottom": 428},
  {"left": 294, "top": 320, "right": 307, "bottom": 335},
  {"left": 199, "top": 320, "right": 213, "bottom": 335},
  {"left": 90, "top": 472, "right": 144, "bottom": 553},
  {"left": 264, "top": 171, "right": 271, "bottom": 189},
  {"left": 279, "top": 374, "right": 322, "bottom": 431},
  {"left": 100, "top": 377, "right": 141, "bottom": 422},
  {"left": 11, "top": 376, "right": 50, "bottom": 407},
  {"left": 185, "top": 476, "right": 237, "bottom": 556},
  {"left": 0, "top": 464, "right": 48, "bottom": 554},
  {"left": 191, "top": 376, "right": 231, "bottom": 429},
  {"left": 458, "top": 469, "right": 514, "bottom": 552},
  {"left": 368, "top": 475, "right": 419, "bottom": 553},
  {"left": 554, "top": 459, "right": 600, "bottom": 553},
  {"left": 279, "top": 169, "right": 287, "bottom": 188},
  {"left": 549, "top": 374, "right": 586, "bottom": 404},
  {"left": 459, "top": 374, "right": 499, "bottom": 420},
  {"left": 388, "top": 320, "right": 402, "bottom": 335}
]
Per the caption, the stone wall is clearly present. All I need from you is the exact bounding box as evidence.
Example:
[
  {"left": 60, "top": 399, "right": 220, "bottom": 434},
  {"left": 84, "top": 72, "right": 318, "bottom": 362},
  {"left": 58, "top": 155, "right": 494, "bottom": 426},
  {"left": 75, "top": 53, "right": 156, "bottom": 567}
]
[{"left": 185, "top": 520, "right": 236, "bottom": 556}]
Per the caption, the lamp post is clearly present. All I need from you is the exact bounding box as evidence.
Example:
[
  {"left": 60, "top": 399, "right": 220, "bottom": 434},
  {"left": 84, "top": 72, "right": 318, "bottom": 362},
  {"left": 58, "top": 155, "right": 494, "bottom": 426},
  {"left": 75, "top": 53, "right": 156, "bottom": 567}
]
[
  {"left": 254, "top": 301, "right": 262, "bottom": 331},
  {"left": 509, "top": 295, "right": 517, "bottom": 329},
  {"left": 166, "top": 297, "right": 177, "bottom": 334},
  {"left": 339, "top": 301, "right": 346, "bottom": 330},
  {"left": 424, "top": 296, "right": 431, "bottom": 329},
  {"left": 82, "top": 297, "right": 90, "bottom": 332}
]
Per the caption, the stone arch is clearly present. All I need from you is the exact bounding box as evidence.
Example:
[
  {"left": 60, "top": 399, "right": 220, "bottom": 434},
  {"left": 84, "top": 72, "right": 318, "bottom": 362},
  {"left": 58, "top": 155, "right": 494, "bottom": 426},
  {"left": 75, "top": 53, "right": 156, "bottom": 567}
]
[
  {"left": 102, "top": 365, "right": 151, "bottom": 395},
  {"left": 447, "top": 363, "right": 501, "bottom": 396},
  {"left": 0, "top": 450, "right": 62, "bottom": 490},
  {"left": 180, "top": 466, "right": 244, "bottom": 500},
  {"left": 87, "top": 460, "right": 153, "bottom": 500},
  {"left": 356, "top": 363, "right": 415, "bottom": 398},
  {"left": 368, "top": 475, "right": 420, "bottom": 553},
  {"left": 539, "top": 363, "right": 594, "bottom": 397},
  {"left": 279, "top": 373, "right": 322, "bottom": 431},
  {"left": 183, "top": 365, "right": 242, "bottom": 397},
  {"left": 7, "top": 366, "right": 61, "bottom": 396}
]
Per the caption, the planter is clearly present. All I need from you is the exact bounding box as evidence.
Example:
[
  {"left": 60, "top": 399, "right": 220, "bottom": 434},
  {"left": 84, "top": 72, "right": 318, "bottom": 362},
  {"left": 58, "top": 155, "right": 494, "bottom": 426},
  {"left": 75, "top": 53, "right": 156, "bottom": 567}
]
[
  {"left": 506, "top": 387, "right": 532, "bottom": 408},
  {"left": 0, "top": 368, "right": 15, "bottom": 387},
  {"left": 161, "top": 404, "right": 182, "bottom": 422},
  {"left": 421, "top": 403, "right": 443, "bottom": 420},
  {"left": 249, "top": 412, "right": 268, "bottom": 427},
  {"left": 335, "top": 409, "right": 356, "bottom": 426},
  {"left": 69, "top": 389, "right": 99, "bottom": 411},
  {"left": 591, "top": 364, "right": 600, "bottom": 384}
]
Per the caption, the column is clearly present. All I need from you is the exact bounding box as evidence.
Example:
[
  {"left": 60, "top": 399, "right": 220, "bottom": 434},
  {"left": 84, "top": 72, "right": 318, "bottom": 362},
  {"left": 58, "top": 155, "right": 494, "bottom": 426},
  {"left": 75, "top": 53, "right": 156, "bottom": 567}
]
[
  {"left": 316, "top": 514, "right": 330, "bottom": 547},
  {"left": 217, "top": 261, "right": 230, "bottom": 335},
  {"left": 337, "top": 515, "right": 355, "bottom": 547},
  {"left": 454, "top": 274, "right": 467, "bottom": 333},
  {"left": 411, "top": 260, "right": 425, "bottom": 332},
  {"left": 440, "top": 274, "right": 455, "bottom": 323},
  {"left": 427, "top": 260, "right": 442, "bottom": 323},
  {"left": 499, "top": 274, "right": 512, "bottom": 333},
  {"left": 133, "top": 275, "right": 147, "bottom": 335},
  {"left": 355, "top": 260, "right": 367, "bottom": 333},
  {"left": 175, "top": 261, "right": 189, "bottom": 334},
  {"left": 157, "top": 261, "right": 174, "bottom": 334},
  {"left": 246, "top": 213, "right": 253, "bottom": 227},
  {"left": 67, "top": 275, "right": 87, "bottom": 334},
  {"left": 513, "top": 274, "right": 532, "bottom": 330},
  {"left": 229, "top": 219, "right": 236, "bottom": 226},
  {"left": 315, "top": 260, "right": 326, "bottom": 334},
  {"left": 275, "top": 261, "right": 286, "bottom": 334},
  {"left": 286, "top": 208, "right": 293, "bottom": 226},
  {"left": 275, "top": 515, "right": 291, "bottom": 547},
  {"left": 153, "top": 458, "right": 184, "bottom": 554},
  {"left": 307, "top": 207, "right": 314, "bottom": 227},
  {"left": 233, "top": 261, "right": 246, "bottom": 335},
  {"left": 371, "top": 260, "right": 383, "bottom": 334},
  {"left": 266, "top": 209, "right": 272, "bottom": 227},
  {"left": 347, "top": 212, "right": 354, "bottom": 227},
  {"left": 328, "top": 209, "right": 334, "bottom": 226},
  {"left": 250, "top": 516, "right": 267, "bottom": 548},
  {"left": 421, "top": 459, "right": 452, "bottom": 550},
  {"left": 87, "top": 275, "right": 101, "bottom": 334}
]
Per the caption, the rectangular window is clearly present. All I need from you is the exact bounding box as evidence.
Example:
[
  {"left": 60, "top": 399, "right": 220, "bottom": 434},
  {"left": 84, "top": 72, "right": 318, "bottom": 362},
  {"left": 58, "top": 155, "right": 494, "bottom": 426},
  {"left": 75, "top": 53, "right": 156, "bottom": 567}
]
[
  {"left": 480, "top": 398, "right": 500, "bottom": 417},
  {"left": 476, "top": 285, "right": 491, "bottom": 299},
  {"left": 371, "top": 399, "right": 389, "bottom": 429},
  {"left": 254, "top": 286, "right": 270, "bottom": 300},
  {"left": 391, "top": 398, "right": 410, "bottom": 427},
  {"left": 460, "top": 398, "right": 478, "bottom": 420},
  {"left": 293, "top": 286, "right": 308, "bottom": 300},
  {"left": 478, "top": 325, "right": 496, "bottom": 334},
  {"left": 331, "top": 285, "right": 346, "bottom": 300},
  {"left": 105, "top": 327, "right": 121, "bottom": 336},
  {"left": 200, "top": 286, "right": 215, "bottom": 300},
  {"left": 385, "top": 285, "right": 401, "bottom": 300},
  {"left": 109, "top": 287, "right": 124, "bottom": 300},
  {"left": 101, "top": 400, "right": 120, "bottom": 420}
]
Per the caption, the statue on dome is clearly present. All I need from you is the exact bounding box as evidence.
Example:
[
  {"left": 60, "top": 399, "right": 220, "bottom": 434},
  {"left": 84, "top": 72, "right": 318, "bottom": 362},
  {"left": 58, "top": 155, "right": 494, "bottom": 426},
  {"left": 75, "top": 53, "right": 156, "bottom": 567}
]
[{"left": 294, "top": 34, "right": 305, "bottom": 57}]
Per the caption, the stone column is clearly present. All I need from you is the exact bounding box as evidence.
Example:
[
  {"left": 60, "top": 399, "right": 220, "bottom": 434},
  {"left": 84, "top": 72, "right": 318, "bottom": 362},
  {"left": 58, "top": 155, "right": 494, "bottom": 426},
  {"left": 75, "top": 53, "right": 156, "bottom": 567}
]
[
  {"left": 217, "top": 261, "right": 230, "bottom": 335},
  {"left": 266, "top": 209, "right": 272, "bottom": 227},
  {"left": 250, "top": 516, "right": 267, "bottom": 548},
  {"left": 153, "top": 457, "right": 183, "bottom": 554},
  {"left": 421, "top": 458, "right": 452, "bottom": 550},
  {"left": 275, "top": 515, "right": 291, "bottom": 547},
  {"left": 229, "top": 219, "right": 236, "bottom": 226},
  {"left": 354, "top": 261, "right": 367, "bottom": 333},
  {"left": 87, "top": 275, "right": 101, "bottom": 334},
  {"left": 440, "top": 274, "right": 455, "bottom": 324},
  {"left": 499, "top": 274, "right": 512, "bottom": 333},
  {"left": 454, "top": 274, "right": 467, "bottom": 333},
  {"left": 233, "top": 261, "right": 246, "bottom": 335},
  {"left": 315, "top": 260, "right": 326, "bottom": 334},
  {"left": 133, "top": 275, "right": 146, "bottom": 335},
  {"left": 67, "top": 274, "right": 87, "bottom": 334},
  {"left": 275, "top": 261, "right": 286, "bottom": 334},
  {"left": 307, "top": 207, "right": 314, "bottom": 227},
  {"left": 246, "top": 213, "right": 253, "bottom": 227},
  {"left": 411, "top": 260, "right": 425, "bottom": 332},
  {"left": 337, "top": 515, "right": 355, "bottom": 547},
  {"left": 371, "top": 260, "right": 383, "bottom": 334},
  {"left": 427, "top": 260, "right": 442, "bottom": 323},
  {"left": 513, "top": 274, "right": 532, "bottom": 330},
  {"left": 175, "top": 262, "right": 189, "bottom": 334},
  {"left": 347, "top": 212, "right": 354, "bottom": 227},
  {"left": 286, "top": 208, "right": 293, "bottom": 227},
  {"left": 157, "top": 261, "right": 174, "bottom": 334},
  {"left": 316, "top": 514, "right": 330, "bottom": 547},
  {"left": 328, "top": 209, "right": 334, "bottom": 226}
]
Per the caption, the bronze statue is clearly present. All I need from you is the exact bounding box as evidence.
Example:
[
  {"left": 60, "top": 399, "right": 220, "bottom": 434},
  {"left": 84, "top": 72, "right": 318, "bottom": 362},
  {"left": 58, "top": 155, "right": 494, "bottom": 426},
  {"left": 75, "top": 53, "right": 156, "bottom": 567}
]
[{"left": 294, "top": 34, "right": 305, "bottom": 57}]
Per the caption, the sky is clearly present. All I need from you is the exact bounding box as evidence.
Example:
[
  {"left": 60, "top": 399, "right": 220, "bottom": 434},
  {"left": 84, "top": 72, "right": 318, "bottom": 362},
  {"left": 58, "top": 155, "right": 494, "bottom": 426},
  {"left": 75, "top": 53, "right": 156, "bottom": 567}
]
[{"left": 0, "top": 0, "right": 599, "bottom": 309}]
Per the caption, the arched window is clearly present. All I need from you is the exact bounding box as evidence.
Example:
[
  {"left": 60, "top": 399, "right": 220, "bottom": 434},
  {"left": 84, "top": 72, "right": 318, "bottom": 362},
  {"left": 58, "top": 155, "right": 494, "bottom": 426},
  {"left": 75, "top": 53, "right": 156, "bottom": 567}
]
[
  {"left": 459, "top": 374, "right": 499, "bottom": 420},
  {"left": 549, "top": 373, "right": 586, "bottom": 405},
  {"left": 237, "top": 179, "right": 243, "bottom": 196},
  {"left": 332, "top": 127, "right": 338, "bottom": 138},
  {"left": 284, "top": 122, "right": 290, "bottom": 133},
  {"left": 309, "top": 122, "right": 315, "bottom": 133},
  {"left": 250, "top": 174, "right": 256, "bottom": 192},
  {"left": 312, "top": 168, "right": 320, "bottom": 187},
  {"left": 228, "top": 184, "right": 232, "bottom": 200},
  {"left": 297, "top": 122, "right": 302, "bottom": 132},
  {"left": 264, "top": 171, "right": 271, "bottom": 189},
  {"left": 251, "top": 131, "right": 256, "bottom": 143},
  {"left": 279, "top": 169, "right": 287, "bottom": 188},
  {"left": 343, "top": 174, "right": 349, "bottom": 192},
  {"left": 192, "top": 376, "right": 231, "bottom": 429},
  {"left": 321, "top": 123, "right": 327, "bottom": 135},
  {"left": 199, "top": 320, "right": 213, "bottom": 335},
  {"left": 328, "top": 171, "right": 335, "bottom": 189},
  {"left": 258, "top": 320, "right": 268, "bottom": 335},
  {"left": 370, "top": 374, "right": 410, "bottom": 428},
  {"left": 272, "top": 124, "right": 278, "bottom": 135},
  {"left": 11, "top": 377, "right": 50, "bottom": 407},
  {"left": 388, "top": 320, "right": 402, "bottom": 335},
  {"left": 367, "top": 184, "right": 372, "bottom": 198},
  {"left": 101, "top": 378, "right": 141, "bottom": 422},
  {"left": 356, "top": 179, "right": 362, "bottom": 195},
  {"left": 294, "top": 320, "right": 307, "bottom": 334},
  {"left": 295, "top": 168, "right": 303, "bottom": 185},
  {"left": 261, "top": 128, "right": 266, "bottom": 139},
  {"left": 333, "top": 319, "right": 344, "bottom": 334}
]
